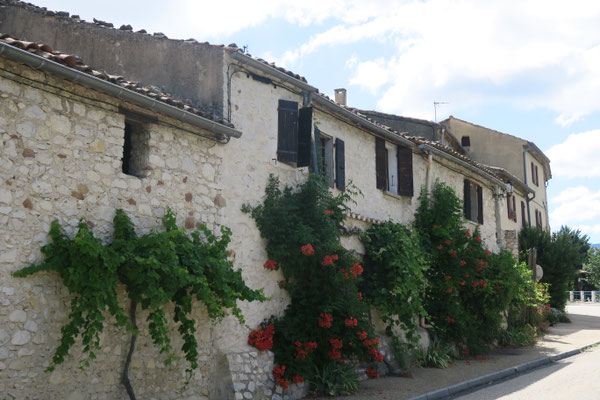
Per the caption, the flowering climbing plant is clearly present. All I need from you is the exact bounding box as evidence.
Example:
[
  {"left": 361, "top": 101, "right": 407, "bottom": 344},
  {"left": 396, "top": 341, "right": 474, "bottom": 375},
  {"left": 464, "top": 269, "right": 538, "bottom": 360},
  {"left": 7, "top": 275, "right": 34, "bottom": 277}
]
[
  {"left": 415, "top": 181, "right": 534, "bottom": 355},
  {"left": 243, "top": 175, "right": 381, "bottom": 394}
]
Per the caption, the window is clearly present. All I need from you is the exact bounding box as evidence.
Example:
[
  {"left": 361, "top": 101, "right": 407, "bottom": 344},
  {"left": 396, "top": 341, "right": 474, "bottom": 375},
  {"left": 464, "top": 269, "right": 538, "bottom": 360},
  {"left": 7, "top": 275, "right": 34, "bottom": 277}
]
[
  {"left": 463, "top": 179, "right": 483, "bottom": 224},
  {"left": 507, "top": 194, "right": 517, "bottom": 222},
  {"left": 312, "top": 128, "right": 345, "bottom": 190},
  {"left": 521, "top": 201, "right": 527, "bottom": 227},
  {"left": 122, "top": 120, "right": 149, "bottom": 178},
  {"left": 375, "top": 137, "right": 413, "bottom": 197},
  {"left": 277, "top": 100, "right": 311, "bottom": 168},
  {"left": 461, "top": 136, "right": 471, "bottom": 147},
  {"left": 530, "top": 162, "right": 539, "bottom": 186},
  {"left": 535, "top": 209, "right": 543, "bottom": 229}
]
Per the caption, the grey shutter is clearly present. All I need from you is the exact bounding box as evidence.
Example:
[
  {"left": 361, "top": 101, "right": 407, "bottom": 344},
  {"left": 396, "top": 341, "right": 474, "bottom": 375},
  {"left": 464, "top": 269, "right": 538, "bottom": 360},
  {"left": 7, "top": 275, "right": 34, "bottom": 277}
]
[
  {"left": 375, "top": 137, "right": 387, "bottom": 190},
  {"left": 521, "top": 201, "right": 526, "bottom": 227},
  {"left": 535, "top": 166, "right": 539, "bottom": 186},
  {"left": 297, "top": 107, "right": 312, "bottom": 168},
  {"left": 477, "top": 185, "right": 483, "bottom": 224},
  {"left": 507, "top": 195, "right": 512, "bottom": 219},
  {"left": 512, "top": 196, "right": 517, "bottom": 222},
  {"left": 396, "top": 145, "right": 413, "bottom": 197},
  {"left": 335, "top": 138, "right": 345, "bottom": 191},
  {"left": 277, "top": 100, "right": 298, "bottom": 164},
  {"left": 531, "top": 162, "right": 535, "bottom": 185},
  {"left": 463, "top": 179, "right": 471, "bottom": 220}
]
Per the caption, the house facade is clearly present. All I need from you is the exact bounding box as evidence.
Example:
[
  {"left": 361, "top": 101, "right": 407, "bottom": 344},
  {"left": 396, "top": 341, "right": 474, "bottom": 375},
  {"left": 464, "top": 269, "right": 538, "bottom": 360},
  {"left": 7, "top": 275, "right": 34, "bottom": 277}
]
[
  {"left": 441, "top": 116, "right": 551, "bottom": 233},
  {"left": 0, "top": 2, "right": 522, "bottom": 399}
]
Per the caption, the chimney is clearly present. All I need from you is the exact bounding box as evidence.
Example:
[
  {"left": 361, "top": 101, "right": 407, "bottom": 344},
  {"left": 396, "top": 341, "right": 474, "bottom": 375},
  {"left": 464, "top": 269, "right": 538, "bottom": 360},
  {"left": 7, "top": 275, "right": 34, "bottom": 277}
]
[{"left": 334, "top": 88, "right": 347, "bottom": 106}]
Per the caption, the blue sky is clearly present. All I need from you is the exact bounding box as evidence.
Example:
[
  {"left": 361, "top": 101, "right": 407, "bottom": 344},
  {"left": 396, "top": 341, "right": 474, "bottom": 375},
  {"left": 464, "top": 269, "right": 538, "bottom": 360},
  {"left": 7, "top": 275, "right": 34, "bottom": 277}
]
[{"left": 32, "top": 0, "right": 600, "bottom": 243}]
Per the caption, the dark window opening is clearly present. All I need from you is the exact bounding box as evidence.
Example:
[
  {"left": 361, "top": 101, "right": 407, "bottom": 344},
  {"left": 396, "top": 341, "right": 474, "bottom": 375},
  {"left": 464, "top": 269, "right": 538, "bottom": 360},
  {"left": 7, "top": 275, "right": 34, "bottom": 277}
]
[
  {"left": 461, "top": 136, "right": 471, "bottom": 147},
  {"left": 277, "top": 100, "right": 311, "bottom": 168},
  {"left": 375, "top": 137, "right": 413, "bottom": 197},
  {"left": 463, "top": 179, "right": 483, "bottom": 224},
  {"left": 122, "top": 121, "right": 149, "bottom": 178}
]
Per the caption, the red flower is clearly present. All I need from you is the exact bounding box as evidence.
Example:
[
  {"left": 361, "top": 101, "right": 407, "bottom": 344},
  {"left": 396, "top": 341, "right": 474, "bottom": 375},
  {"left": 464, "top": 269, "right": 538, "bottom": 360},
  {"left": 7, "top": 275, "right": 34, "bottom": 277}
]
[
  {"left": 339, "top": 268, "right": 349, "bottom": 279},
  {"left": 445, "top": 275, "right": 452, "bottom": 280},
  {"left": 460, "top": 281, "right": 466, "bottom": 286},
  {"left": 475, "top": 235, "right": 482, "bottom": 242},
  {"left": 460, "top": 260, "right": 466, "bottom": 266},
  {"left": 328, "top": 350, "right": 341, "bottom": 359},
  {"left": 301, "top": 244, "right": 314, "bottom": 256},
  {"left": 295, "top": 341, "right": 318, "bottom": 360},
  {"left": 322, "top": 255, "right": 335, "bottom": 266},
  {"left": 350, "top": 262, "right": 363, "bottom": 278},
  {"left": 357, "top": 292, "right": 363, "bottom": 300},
  {"left": 263, "top": 259, "right": 277, "bottom": 270},
  {"left": 365, "top": 367, "right": 379, "bottom": 379},
  {"left": 345, "top": 317, "right": 358, "bottom": 327},
  {"left": 329, "top": 338, "right": 343, "bottom": 349},
  {"left": 325, "top": 209, "right": 334, "bottom": 215},
  {"left": 437, "top": 244, "right": 443, "bottom": 250},
  {"left": 278, "top": 280, "right": 286, "bottom": 288},
  {"left": 485, "top": 250, "right": 491, "bottom": 256},
  {"left": 450, "top": 249, "right": 457, "bottom": 258},
  {"left": 445, "top": 316, "right": 455, "bottom": 323},
  {"left": 248, "top": 324, "right": 275, "bottom": 351},
  {"left": 465, "top": 273, "right": 469, "bottom": 278},
  {"left": 318, "top": 312, "right": 333, "bottom": 328},
  {"left": 482, "top": 281, "right": 488, "bottom": 288},
  {"left": 465, "top": 229, "right": 472, "bottom": 238},
  {"left": 293, "top": 375, "right": 304, "bottom": 384},
  {"left": 356, "top": 331, "right": 368, "bottom": 340},
  {"left": 444, "top": 240, "right": 451, "bottom": 245},
  {"left": 273, "top": 365, "right": 289, "bottom": 389},
  {"left": 445, "top": 288, "right": 453, "bottom": 293}
]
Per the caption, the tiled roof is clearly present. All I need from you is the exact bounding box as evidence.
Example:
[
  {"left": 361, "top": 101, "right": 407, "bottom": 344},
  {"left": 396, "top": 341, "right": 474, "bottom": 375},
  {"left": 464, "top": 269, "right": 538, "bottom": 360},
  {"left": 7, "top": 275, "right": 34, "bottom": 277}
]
[{"left": 0, "top": 33, "right": 233, "bottom": 127}]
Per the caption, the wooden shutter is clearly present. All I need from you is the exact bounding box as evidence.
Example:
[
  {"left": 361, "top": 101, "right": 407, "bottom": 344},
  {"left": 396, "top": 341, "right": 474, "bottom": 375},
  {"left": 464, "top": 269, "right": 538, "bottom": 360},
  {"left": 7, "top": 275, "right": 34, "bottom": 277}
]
[
  {"left": 477, "top": 185, "right": 483, "bottom": 224},
  {"left": 396, "top": 145, "right": 413, "bottom": 197},
  {"left": 521, "top": 201, "right": 526, "bottom": 227},
  {"left": 335, "top": 138, "right": 345, "bottom": 191},
  {"left": 463, "top": 179, "right": 471, "bottom": 221},
  {"left": 375, "top": 137, "right": 387, "bottom": 190},
  {"left": 507, "top": 195, "right": 512, "bottom": 219},
  {"left": 311, "top": 127, "right": 321, "bottom": 174},
  {"left": 530, "top": 162, "right": 535, "bottom": 185},
  {"left": 535, "top": 166, "right": 539, "bottom": 186},
  {"left": 277, "top": 100, "right": 298, "bottom": 164},
  {"left": 297, "top": 107, "right": 312, "bottom": 168}
]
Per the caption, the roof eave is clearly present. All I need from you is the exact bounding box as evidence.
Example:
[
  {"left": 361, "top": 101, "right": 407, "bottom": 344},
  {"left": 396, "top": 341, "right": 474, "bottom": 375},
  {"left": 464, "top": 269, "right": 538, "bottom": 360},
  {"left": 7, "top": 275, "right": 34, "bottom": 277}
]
[{"left": 0, "top": 42, "right": 242, "bottom": 139}]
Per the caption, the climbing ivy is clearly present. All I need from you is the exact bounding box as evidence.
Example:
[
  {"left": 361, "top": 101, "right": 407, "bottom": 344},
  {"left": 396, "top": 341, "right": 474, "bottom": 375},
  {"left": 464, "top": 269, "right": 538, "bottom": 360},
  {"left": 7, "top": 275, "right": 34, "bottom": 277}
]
[{"left": 13, "top": 209, "right": 266, "bottom": 399}]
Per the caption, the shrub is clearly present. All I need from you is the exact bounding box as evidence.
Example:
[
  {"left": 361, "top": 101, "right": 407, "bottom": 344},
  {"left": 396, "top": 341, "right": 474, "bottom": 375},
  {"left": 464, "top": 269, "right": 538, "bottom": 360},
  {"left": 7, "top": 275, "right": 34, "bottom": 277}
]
[
  {"left": 362, "top": 222, "right": 428, "bottom": 350},
  {"left": 415, "top": 182, "right": 533, "bottom": 355},
  {"left": 414, "top": 343, "right": 454, "bottom": 368},
  {"left": 243, "top": 175, "right": 381, "bottom": 393},
  {"left": 519, "top": 226, "right": 590, "bottom": 309}
]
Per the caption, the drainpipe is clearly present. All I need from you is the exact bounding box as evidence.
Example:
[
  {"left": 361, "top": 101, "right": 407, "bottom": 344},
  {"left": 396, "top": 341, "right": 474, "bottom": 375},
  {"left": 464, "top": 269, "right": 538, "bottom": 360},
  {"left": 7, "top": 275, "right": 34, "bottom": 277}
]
[
  {"left": 418, "top": 144, "right": 434, "bottom": 192},
  {"left": 522, "top": 144, "right": 534, "bottom": 227},
  {"left": 493, "top": 185, "right": 504, "bottom": 249}
]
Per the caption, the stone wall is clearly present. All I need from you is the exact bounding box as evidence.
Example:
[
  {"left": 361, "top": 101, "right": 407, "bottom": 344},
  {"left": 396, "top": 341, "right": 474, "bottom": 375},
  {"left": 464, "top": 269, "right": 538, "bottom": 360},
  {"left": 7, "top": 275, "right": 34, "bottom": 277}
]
[{"left": 0, "top": 58, "right": 228, "bottom": 399}]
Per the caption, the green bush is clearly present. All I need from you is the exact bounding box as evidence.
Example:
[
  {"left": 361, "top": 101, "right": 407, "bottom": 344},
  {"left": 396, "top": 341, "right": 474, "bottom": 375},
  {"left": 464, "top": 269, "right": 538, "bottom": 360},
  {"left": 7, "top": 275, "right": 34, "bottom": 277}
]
[
  {"left": 362, "top": 222, "right": 428, "bottom": 349},
  {"left": 519, "top": 226, "right": 590, "bottom": 309},
  {"left": 414, "top": 343, "right": 454, "bottom": 368},
  {"left": 415, "top": 182, "right": 533, "bottom": 355},
  {"left": 244, "top": 175, "right": 381, "bottom": 392}
]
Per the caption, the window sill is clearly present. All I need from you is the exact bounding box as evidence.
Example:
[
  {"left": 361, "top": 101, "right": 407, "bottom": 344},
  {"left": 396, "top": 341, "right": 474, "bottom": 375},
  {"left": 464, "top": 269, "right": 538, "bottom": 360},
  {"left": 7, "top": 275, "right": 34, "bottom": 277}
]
[{"left": 383, "top": 190, "right": 409, "bottom": 200}]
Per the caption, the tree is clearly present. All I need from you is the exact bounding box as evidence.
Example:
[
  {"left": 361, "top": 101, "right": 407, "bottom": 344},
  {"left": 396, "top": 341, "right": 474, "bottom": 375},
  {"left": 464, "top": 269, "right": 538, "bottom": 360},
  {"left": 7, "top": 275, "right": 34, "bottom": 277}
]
[
  {"left": 519, "top": 226, "right": 590, "bottom": 309},
  {"left": 584, "top": 247, "right": 600, "bottom": 289}
]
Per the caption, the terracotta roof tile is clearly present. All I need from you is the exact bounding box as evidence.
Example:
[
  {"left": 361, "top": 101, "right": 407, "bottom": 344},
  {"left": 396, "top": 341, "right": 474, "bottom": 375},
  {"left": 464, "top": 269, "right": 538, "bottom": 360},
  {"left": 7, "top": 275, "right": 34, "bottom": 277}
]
[{"left": 0, "top": 33, "right": 234, "bottom": 127}]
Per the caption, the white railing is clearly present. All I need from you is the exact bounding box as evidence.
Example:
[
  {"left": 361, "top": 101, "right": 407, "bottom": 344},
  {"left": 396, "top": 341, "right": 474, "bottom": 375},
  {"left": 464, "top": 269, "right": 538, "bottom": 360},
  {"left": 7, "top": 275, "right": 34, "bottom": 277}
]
[{"left": 567, "top": 291, "right": 600, "bottom": 302}]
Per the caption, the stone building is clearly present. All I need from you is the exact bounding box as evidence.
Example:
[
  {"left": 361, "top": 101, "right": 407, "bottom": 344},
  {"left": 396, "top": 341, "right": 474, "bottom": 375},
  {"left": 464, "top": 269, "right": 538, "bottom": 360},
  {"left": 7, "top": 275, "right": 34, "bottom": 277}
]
[{"left": 0, "top": 2, "right": 528, "bottom": 399}]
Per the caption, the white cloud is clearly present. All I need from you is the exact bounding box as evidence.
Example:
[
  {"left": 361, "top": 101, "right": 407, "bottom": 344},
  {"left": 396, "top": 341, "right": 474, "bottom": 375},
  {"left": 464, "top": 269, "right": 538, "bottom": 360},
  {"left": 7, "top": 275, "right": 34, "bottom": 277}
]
[
  {"left": 546, "top": 130, "right": 600, "bottom": 178},
  {"left": 550, "top": 186, "right": 600, "bottom": 230},
  {"left": 248, "top": 0, "right": 600, "bottom": 122}
]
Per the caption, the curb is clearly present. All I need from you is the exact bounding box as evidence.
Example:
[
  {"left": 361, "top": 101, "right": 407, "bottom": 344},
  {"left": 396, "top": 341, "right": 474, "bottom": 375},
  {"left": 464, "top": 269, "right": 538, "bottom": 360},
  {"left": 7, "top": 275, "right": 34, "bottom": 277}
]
[{"left": 408, "top": 341, "right": 600, "bottom": 400}]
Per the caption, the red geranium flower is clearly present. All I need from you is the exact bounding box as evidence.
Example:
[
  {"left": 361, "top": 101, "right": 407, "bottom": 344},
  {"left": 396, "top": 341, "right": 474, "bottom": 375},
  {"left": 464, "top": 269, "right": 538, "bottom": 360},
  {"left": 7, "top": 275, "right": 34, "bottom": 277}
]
[
  {"left": 445, "top": 316, "right": 455, "bottom": 323},
  {"left": 445, "top": 275, "right": 452, "bottom": 280},
  {"left": 350, "top": 262, "right": 363, "bottom": 277},
  {"left": 264, "top": 259, "right": 277, "bottom": 270},
  {"left": 445, "top": 288, "right": 453, "bottom": 293},
  {"left": 301, "top": 244, "right": 314, "bottom": 256},
  {"left": 325, "top": 209, "right": 334, "bottom": 215},
  {"left": 437, "top": 244, "right": 443, "bottom": 250},
  {"left": 345, "top": 317, "right": 358, "bottom": 327},
  {"left": 293, "top": 375, "right": 304, "bottom": 383},
  {"left": 356, "top": 331, "right": 368, "bottom": 340},
  {"left": 475, "top": 235, "right": 482, "bottom": 242},
  {"left": 485, "top": 250, "right": 491, "bottom": 256},
  {"left": 465, "top": 229, "right": 472, "bottom": 238},
  {"left": 460, "top": 260, "right": 466, "bottom": 266},
  {"left": 357, "top": 292, "right": 363, "bottom": 300}
]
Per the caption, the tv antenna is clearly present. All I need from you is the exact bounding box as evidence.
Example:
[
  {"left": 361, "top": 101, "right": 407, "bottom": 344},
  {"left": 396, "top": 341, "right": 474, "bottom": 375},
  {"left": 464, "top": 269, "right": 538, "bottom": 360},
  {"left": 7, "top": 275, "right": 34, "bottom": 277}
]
[{"left": 434, "top": 101, "right": 449, "bottom": 122}]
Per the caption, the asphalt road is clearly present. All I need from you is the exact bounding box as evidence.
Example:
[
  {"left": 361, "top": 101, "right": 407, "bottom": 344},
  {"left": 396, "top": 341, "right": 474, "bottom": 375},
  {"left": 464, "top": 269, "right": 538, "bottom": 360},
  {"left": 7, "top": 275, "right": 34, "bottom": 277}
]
[{"left": 453, "top": 344, "right": 600, "bottom": 399}]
